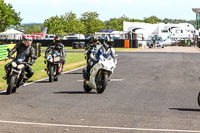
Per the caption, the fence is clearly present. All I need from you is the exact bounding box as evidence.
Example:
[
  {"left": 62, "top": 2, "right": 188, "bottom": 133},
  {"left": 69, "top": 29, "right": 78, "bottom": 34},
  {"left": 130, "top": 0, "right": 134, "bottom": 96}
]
[
  {"left": 0, "top": 43, "right": 41, "bottom": 61},
  {"left": 0, "top": 39, "right": 139, "bottom": 48},
  {"left": 0, "top": 44, "right": 15, "bottom": 61}
]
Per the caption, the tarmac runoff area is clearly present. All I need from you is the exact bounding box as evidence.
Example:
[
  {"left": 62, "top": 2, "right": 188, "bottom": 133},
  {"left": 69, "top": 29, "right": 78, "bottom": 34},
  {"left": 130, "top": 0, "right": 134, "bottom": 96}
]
[
  {"left": 135, "top": 46, "right": 200, "bottom": 53},
  {"left": 1, "top": 49, "right": 200, "bottom": 132}
]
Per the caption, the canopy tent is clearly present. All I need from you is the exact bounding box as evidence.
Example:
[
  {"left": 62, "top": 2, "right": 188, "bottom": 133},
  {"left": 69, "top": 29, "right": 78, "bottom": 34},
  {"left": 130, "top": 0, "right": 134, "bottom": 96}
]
[{"left": 0, "top": 29, "right": 24, "bottom": 40}]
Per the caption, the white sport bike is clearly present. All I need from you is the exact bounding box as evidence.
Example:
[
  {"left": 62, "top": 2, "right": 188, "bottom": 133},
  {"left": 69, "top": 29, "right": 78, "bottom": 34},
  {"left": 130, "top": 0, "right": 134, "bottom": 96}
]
[{"left": 83, "top": 53, "right": 117, "bottom": 94}]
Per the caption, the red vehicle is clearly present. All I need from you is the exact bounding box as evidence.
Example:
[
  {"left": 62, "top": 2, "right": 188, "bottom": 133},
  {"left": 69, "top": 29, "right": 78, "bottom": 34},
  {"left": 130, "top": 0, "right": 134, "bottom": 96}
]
[{"left": 31, "top": 33, "right": 46, "bottom": 40}]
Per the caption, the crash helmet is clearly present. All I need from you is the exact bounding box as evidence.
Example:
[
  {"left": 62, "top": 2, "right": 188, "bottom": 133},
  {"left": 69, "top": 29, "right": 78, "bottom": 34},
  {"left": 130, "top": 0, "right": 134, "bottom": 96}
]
[
  {"left": 89, "top": 36, "right": 97, "bottom": 43},
  {"left": 22, "top": 34, "right": 33, "bottom": 46},
  {"left": 107, "top": 37, "right": 114, "bottom": 47},
  {"left": 53, "top": 36, "right": 61, "bottom": 44}
]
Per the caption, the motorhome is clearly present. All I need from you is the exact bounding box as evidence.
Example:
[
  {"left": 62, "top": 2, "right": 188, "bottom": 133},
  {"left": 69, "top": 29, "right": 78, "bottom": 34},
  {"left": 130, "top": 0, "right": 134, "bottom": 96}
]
[{"left": 123, "top": 21, "right": 197, "bottom": 41}]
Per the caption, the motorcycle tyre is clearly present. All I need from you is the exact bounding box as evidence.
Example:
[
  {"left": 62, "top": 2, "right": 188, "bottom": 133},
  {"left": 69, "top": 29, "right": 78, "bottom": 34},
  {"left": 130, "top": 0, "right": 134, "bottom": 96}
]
[
  {"left": 49, "top": 67, "right": 54, "bottom": 82},
  {"left": 6, "top": 76, "right": 16, "bottom": 95},
  {"left": 83, "top": 81, "right": 92, "bottom": 92},
  {"left": 97, "top": 74, "right": 108, "bottom": 94}
]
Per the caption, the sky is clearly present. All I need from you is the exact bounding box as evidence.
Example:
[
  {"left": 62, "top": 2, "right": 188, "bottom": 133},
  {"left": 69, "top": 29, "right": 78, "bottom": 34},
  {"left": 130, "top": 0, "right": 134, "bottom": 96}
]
[{"left": 4, "top": 0, "right": 200, "bottom": 24}]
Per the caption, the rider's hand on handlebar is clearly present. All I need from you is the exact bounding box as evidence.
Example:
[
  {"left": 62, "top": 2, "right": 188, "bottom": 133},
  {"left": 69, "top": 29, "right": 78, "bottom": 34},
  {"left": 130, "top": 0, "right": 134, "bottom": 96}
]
[
  {"left": 28, "top": 62, "right": 34, "bottom": 66},
  {"left": 7, "top": 55, "right": 11, "bottom": 59}
]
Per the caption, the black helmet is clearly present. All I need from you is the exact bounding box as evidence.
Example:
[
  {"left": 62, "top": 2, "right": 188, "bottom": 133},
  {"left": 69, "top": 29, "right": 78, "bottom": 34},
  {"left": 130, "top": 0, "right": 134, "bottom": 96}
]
[
  {"left": 90, "top": 36, "right": 98, "bottom": 43},
  {"left": 105, "top": 36, "right": 114, "bottom": 47}
]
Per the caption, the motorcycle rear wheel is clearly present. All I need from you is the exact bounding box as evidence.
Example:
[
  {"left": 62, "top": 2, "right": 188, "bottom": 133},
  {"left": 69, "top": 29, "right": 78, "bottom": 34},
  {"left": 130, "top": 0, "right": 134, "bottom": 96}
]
[
  {"left": 54, "top": 76, "right": 58, "bottom": 81},
  {"left": 12, "top": 87, "right": 17, "bottom": 93},
  {"left": 83, "top": 81, "right": 92, "bottom": 92},
  {"left": 6, "top": 76, "right": 16, "bottom": 95}
]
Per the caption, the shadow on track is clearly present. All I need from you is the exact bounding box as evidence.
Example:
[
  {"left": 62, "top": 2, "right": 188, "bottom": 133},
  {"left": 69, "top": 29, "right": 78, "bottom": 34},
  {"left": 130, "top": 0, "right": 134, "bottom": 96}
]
[
  {"left": 54, "top": 91, "right": 96, "bottom": 94},
  {"left": 64, "top": 72, "right": 83, "bottom": 75},
  {"left": 169, "top": 108, "right": 200, "bottom": 112}
]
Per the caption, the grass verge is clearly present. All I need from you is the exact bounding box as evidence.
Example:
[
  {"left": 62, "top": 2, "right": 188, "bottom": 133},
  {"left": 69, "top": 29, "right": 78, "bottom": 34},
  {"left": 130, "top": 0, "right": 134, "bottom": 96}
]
[
  {"left": 41, "top": 46, "right": 140, "bottom": 52},
  {"left": 0, "top": 52, "right": 86, "bottom": 91},
  {"left": 41, "top": 46, "right": 84, "bottom": 51}
]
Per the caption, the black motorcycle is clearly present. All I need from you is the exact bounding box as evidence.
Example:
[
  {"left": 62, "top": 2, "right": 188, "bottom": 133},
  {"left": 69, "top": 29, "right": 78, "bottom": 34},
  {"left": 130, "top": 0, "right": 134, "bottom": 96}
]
[
  {"left": 5, "top": 49, "right": 30, "bottom": 94},
  {"left": 45, "top": 51, "right": 63, "bottom": 82}
]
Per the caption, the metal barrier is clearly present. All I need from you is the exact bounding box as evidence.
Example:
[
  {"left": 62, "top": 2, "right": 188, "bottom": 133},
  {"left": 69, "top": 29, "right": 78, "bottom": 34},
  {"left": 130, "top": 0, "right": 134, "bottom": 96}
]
[
  {"left": 0, "top": 44, "right": 15, "bottom": 61},
  {"left": 0, "top": 39, "right": 139, "bottom": 48}
]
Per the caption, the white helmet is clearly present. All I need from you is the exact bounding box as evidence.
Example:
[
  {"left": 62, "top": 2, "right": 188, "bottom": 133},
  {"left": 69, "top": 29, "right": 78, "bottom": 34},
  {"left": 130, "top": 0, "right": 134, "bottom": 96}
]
[{"left": 22, "top": 34, "right": 33, "bottom": 46}]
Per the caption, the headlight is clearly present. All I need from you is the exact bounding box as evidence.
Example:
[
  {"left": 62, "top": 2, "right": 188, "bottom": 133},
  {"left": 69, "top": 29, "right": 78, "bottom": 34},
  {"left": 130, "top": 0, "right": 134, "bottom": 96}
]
[
  {"left": 12, "top": 62, "right": 17, "bottom": 68},
  {"left": 17, "top": 64, "right": 24, "bottom": 69}
]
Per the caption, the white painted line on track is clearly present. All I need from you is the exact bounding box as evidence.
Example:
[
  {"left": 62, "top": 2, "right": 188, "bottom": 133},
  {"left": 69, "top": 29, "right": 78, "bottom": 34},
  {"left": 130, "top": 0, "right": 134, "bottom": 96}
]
[
  {"left": 77, "top": 80, "right": 84, "bottom": 82},
  {"left": 77, "top": 79, "right": 124, "bottom": 82},
  {"left": 0, "top": 66, "right": 86, "bottom": 92},
  {"left": 22, "top": 66, "right": 86, "bottom": 87},
  {"left": 110, "top": 79, "right": 124, "bottom": 81},
  {"left": 0, "top": 90, "right": 6, "bottom": 94},
  {"left": 0, "top": 120, "right": 200, "bottom": 132}
]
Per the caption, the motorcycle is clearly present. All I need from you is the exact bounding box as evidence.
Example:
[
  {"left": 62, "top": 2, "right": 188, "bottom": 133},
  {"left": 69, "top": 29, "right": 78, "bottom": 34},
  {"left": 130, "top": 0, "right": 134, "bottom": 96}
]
[
  {"left": 45, "top": 51, "right": 63, "bottom": 82},
  {"left": 83, "top": 52, "right": 117, "bottom": 94},
  {"left": 5, "top": 49, "right": 29, "bottom": 94}
]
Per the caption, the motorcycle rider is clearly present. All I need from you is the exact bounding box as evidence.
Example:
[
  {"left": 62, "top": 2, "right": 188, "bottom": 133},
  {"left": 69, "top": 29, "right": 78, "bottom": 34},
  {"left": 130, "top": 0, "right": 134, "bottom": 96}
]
[
  {"left": 83, "top": 36, "right": 116, "bottom": 80},
  {"left": 102, "top": 36, "right": 116, "bottom": 60},
  {"left": 3, "top": 34, "right": 36, "bottom": 84},
  {"left": 83, "top": 36, "right": 101, "bottom": 80},
  {"left": 44, "top": 36, "right": 66, "bottom": 73}
]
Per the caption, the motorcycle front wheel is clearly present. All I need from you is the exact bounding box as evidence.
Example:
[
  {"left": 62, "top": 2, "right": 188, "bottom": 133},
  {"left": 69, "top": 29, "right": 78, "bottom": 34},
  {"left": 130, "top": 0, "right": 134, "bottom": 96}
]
[
  {"left": 96, "top": 73, "right": 108, "bottom": 94},
  {"left": 49, "top": 66, "right": 54, "bottom": 82},
  {"left": 6, "top": 76, "right": 16, "bottom": 95}
]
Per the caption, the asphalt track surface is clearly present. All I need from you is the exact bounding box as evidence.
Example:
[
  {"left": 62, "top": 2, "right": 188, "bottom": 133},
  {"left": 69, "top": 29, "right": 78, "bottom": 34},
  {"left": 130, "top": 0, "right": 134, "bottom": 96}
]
[{"left": 1, "top": 52, "right": 200, "bottom": 133}]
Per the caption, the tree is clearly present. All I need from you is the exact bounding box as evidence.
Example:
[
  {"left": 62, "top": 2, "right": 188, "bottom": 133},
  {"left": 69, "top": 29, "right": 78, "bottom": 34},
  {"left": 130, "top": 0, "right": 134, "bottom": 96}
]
[
  {"left": 162, "top": 18, "right": 196, "bottom": 27},
  {"left": 105, "top": 15, "right": 130, "bottom": 31},
  {"left": 62, "top": 12, "right": 86, "bottom": 34},
  {"left": 43, "top": 12, "right": 86, "bottom": 34},
  {"left": 144, "top": 16, "right": 161, "bottom": 24},
  {"left": 80, "top": 12, "right": 106, "bottom": 34},
  {"left": 43, "top": 15, "right": 63, "bottom": 34},
  {"left": 0, "top": 0, "right": 22, "bottom": 32},
  {"left": 17, "top": 24, "right": 42, "bottom": 34}
]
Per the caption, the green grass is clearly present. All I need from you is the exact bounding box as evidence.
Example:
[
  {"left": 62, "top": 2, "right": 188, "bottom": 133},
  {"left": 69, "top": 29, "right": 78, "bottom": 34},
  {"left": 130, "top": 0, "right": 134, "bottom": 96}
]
[
  {"left": 42, "top": 47, "right": 140, "bottom": 52},
  {"left": 0, "top": 52, "right": 86, "bottom": 91},
  {"left": 41, "top": 47, "right": 84, "bottom": 51}
]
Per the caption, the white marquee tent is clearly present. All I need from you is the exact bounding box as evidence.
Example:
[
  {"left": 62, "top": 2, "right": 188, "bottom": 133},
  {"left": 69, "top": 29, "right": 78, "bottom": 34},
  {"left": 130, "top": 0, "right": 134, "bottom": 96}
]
[{"left": 0, "top": 29, "right": 24, "bottom": 40}]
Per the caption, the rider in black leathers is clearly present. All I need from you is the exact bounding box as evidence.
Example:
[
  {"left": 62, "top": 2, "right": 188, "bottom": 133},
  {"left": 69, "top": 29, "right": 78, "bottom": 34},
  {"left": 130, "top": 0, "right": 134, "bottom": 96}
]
[
  {"left": 3, "top": 34, "right": 36, "bottom": 83},
  {"left": 44, "top": 36, "right": 66, "bottom": 73}
]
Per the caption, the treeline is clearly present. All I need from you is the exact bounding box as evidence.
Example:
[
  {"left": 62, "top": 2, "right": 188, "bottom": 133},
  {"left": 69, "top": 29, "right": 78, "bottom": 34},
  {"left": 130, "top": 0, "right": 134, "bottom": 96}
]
[
  {"left": 0, "top": 0, "right": 22, "bottom": 32},
  {"left": 20, "top": 12, "right": 196, "bottom": 34},
  {"left": 0, "top": 0, "right": 196, "bottom": 34}
]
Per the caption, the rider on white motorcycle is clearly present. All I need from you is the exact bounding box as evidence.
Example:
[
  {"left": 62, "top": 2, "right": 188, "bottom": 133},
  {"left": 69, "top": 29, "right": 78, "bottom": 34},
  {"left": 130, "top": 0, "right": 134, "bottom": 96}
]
[
  {"left": 102, "top": 36, "right": 116, "bottom": 60},
  {"left": 83, "top": 36, "right": 116, "bottom": 80}
]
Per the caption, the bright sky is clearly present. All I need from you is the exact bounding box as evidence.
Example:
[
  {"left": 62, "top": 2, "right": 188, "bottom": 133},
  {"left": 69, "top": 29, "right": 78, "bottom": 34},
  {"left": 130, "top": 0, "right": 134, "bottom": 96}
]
[{"left": 4, "top": 0, "right": 200, "bottom": 23}]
